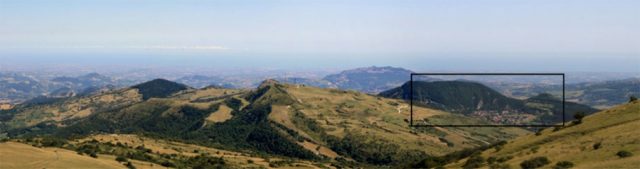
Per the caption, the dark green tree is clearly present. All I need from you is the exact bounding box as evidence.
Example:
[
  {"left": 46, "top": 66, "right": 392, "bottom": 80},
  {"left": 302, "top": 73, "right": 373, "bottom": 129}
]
[
  {"left": 520, "top": 156, "right": 550, "bottom": 169},
  {"left": 573, "top": 112, "right": 585, "bottom": 124}
]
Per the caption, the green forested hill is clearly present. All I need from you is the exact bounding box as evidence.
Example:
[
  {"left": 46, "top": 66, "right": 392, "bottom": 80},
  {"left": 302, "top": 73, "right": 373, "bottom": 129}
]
[
  {"left": 131, "top": 78, "right": 190, "bottom": 100},
  {"left": 380, "top": 81, "right": 598, "bottom": 125}
]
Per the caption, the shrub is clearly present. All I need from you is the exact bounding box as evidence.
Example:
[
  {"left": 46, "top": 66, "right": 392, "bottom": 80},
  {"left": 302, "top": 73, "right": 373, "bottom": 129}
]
[
  {"left": 554, "top": 161, "right": 574, "bottom": 169},
  {"left": 116, "top": 156, "right": 128, "bottom": 162},
  {"left": 630, "top": 96, "right": 638, "bottom": 102},
  {"left": 616, "top": 150, "right": 633, "bottom": 158},
  {"left": 520, "top": 156, "right": 550, "bottom": 169},
  {"left": 496, "top": 156, "right": 513, "bottom": 163},
  {"left": 161, "top": 161, "right": 176, "bottom": 167},
  {"left": 463, "top": 154, "right": 485, "bottom": 169},
  {"left": 489, "top": 163, "right": 512, "bottom": 169},
  {"left": 593, "top": 142, "right": 601, "bottom": 150},
  {"left": 552, "top": 126, "right": 563, "bottom": 132},
  {"left": 40, "top": 137, "right": 67, "bottom": 147},
  {"left": 487, "top": 157, "right": 497, "bottom": 164},
  {"left": 573, "top": 112, "right": 585, "bottom": 124},
  {"left": 89, "top": 152, "right": 98, "bottom": 158},
  {"left": 535, "top": 129, "right": 543, "bottom": 136},
  {"left": 125, "top": 162, "right": 136, "bottom": 169}
]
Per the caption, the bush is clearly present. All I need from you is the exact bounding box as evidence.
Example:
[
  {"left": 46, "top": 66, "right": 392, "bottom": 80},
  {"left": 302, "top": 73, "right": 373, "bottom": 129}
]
[
  {"left": 520, "top": 156, "right": 550, "bottom": 169},
  {"left": 496, "top": 156, "right": 513, "bottom": 163},
  {"left": 463, "top": 154, "right": 485, "bottom": 169},
  {"left": 489, "top": 163, "right": 511, "bottom": 169},
  {"left": 487, "top": 157, "right": 497, "bottom": 164},
  {"left": 554, "top": 161, "right": 574, "bottom": 169},
  {"left": 40, "top": 137, "right": 67, "bottom": 147},
  {"left": 125, "top": 162, "right": 136, "bottom": 169},
  {"left": 161, "top": 161, "right": 176, "bottom": 167},
  {"left": 593, "top": 142, "right": 601, "bottom": 150},
  {"left": 552, "top": 126, "right": 563, "bottom": 132},
  {"left": 89, "top": 152, "right": 98, "bottom": 158},
  {"left": 573, "top": 112, "right": 585, "bottom": 124},
  {"left": 116, "top": 156, "right": 128, "bottom": 162},
  {"left": 535, "top": 129, "right": 543, "bottom": 136},
  {"left": 630, "top": 96, "right": 638, "bottom": 102},
  {"left": 616, "top": 150, "right": 633, "bottom": 158}
]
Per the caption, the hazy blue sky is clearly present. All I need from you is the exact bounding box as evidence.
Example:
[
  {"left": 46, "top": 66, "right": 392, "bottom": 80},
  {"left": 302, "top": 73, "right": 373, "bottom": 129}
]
[{"left": 1, "top": 0, "right": 638, "bottom": 72}]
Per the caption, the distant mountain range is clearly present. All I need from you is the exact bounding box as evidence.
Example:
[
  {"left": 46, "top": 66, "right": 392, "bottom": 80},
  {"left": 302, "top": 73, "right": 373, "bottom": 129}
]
[
  {"left": 1, "top": 67, "right": 637, "bottom": 109},
  {"left": 380, "top": 81, "right": 598, "bottom": 125},
  {"left": 0, "top": 72, "right": 125, "bottom": 103},
  {"left": 322, "top": 66, "right": 416, "bottom": 93}
]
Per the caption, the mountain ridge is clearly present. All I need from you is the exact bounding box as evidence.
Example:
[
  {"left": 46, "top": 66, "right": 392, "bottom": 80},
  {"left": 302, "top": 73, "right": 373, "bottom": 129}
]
[{"left": 380, "top": 80, "right": 598, "bottom": 125}]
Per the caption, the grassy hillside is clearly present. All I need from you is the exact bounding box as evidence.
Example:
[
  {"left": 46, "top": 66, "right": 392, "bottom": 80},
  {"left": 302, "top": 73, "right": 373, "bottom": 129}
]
[
  {"left": 380, "top": 81, "right": 598, "bottom": 125},
  {"left": 0, "top": 79, "right": 530, "bottom": 167},
  {"left": 446, "top": 100, "right": 640, "bottom": 169},
  {"left": 0, "top": 88, "right": 142, "bottom": 131},
  {"left": 0, "top": 141, "right": 162, "bottom": 169},
  {"left": 272, "top": 82, "right": 528, "bottom": 164},
  {"left": 0, "top": 133, "right": 326, "bottom": 169}
]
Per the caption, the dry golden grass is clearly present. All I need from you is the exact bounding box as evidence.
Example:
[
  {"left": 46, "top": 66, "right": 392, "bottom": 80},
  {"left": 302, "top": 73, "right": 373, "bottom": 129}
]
[
  {"left": 7, "top": 88, "right": 142, "bottom": 129},
  {"left": 206, "top": 104, "right": 233, "bottom": 123},
  {"left": 280, "top": 84, "right": 528, "bottom": 156},
  {"left": 0, "top": 103, "right": 12, "bottom": 110},
  {"left": 0, "top": 141, "right": 161, "bottom": 169},
  {"left": 449, "top": 101, "right": 640, "bottom": 168},
  {"left": 78, "top": 134, "right": 329, "bottom": 168}
]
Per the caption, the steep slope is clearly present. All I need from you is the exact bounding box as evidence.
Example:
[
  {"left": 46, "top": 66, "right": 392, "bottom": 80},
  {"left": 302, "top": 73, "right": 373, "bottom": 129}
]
[
  {"left": 261, "top": 81, "right": 529, "bottom": 165},
  {"left": 380, "top": 81, "right": 598, "bottom": 125},
  {"left": 446, "top": 100, "right": 640, "bottom": 169}
]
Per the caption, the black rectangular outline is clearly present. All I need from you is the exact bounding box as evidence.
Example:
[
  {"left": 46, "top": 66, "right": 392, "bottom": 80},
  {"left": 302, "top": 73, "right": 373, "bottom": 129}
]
[{"left": 410, "top": 73, "right": 565, "bottom": 127}]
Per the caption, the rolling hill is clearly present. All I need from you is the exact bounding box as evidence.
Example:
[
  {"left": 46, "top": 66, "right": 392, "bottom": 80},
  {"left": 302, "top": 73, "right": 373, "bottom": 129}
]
[
  {"left": 0, "top": 79, "right": 530, "bottom": 168},
  {"left": 380, "top": 81, "right": 598, "bottom": 125},
  {"left": 443, "top": 100, "right": 640, "bottom": 169}
]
